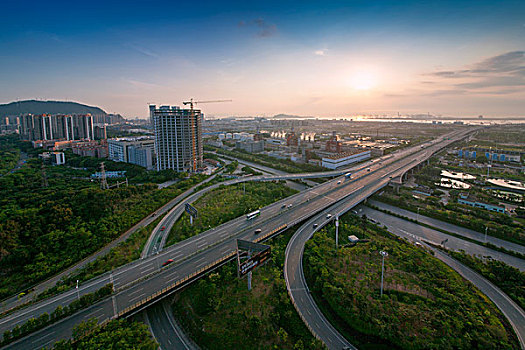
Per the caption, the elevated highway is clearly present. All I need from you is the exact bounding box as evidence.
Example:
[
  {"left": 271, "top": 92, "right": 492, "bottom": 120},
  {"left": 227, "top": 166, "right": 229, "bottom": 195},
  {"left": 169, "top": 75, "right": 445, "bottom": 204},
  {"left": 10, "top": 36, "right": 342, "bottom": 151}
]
[{"left": 1, "top": 128, "right": 475, "bottom": 349}]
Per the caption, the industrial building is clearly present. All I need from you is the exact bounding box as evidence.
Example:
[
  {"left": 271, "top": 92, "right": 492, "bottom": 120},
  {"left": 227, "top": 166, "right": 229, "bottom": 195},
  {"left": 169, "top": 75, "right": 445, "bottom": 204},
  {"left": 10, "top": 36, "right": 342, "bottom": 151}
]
[
  {"left": 458, "top": 193, "right": 505, "bottom": 213},
  {"left": 151, "top": 105, "right": 203, "bottom": 172},
  {"left": 236, "top": 140, "right": 265, "bottom": 153},
  {"left": 321, "top": 149, "right": 371, "bottom": 169},
  {"left": 458, "top": 147, "right": 522, "bottom": 163}
]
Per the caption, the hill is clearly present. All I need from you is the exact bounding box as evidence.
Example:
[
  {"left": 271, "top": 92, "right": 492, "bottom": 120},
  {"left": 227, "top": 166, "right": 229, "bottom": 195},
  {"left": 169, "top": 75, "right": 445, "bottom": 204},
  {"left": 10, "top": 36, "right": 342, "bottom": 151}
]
[{"left": 0, "top": 100, "right": 106, "bottom": 116}]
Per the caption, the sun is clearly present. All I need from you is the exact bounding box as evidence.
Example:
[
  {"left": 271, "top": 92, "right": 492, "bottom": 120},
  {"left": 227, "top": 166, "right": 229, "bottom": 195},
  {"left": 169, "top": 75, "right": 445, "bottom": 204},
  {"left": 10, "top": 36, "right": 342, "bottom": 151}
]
[{"left": 349, "top": 69, "right": 377, "bottom": 91}]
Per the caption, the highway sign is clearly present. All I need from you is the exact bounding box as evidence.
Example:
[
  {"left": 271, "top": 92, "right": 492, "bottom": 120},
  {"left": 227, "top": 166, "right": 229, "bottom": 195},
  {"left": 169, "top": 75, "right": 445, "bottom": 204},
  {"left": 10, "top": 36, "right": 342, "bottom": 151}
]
[{"left": 185, "top": 203, "right": 198, "bottom": 218}]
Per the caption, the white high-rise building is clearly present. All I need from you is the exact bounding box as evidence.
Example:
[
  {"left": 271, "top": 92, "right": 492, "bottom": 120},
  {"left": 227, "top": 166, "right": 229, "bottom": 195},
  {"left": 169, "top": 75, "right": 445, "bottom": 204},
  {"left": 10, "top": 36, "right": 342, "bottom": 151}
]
[{"left": 151, "top": 105, "right": 203, "bottom": 172}]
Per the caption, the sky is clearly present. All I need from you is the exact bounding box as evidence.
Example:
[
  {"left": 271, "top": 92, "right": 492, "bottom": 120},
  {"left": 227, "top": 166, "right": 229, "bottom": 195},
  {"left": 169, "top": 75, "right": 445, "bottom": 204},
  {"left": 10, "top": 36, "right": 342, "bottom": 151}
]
[{"left": 0, "top": 0, "right": 524, "bottom": 118}]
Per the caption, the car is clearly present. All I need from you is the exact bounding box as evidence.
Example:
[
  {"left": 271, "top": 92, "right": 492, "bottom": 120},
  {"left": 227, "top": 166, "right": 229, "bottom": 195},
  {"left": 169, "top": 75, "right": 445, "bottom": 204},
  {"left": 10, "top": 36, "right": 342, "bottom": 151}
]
[
  {"left": 337, "top": 181, "right": 341, "bottom": 184},
  {"left": 313, "top": 223, "right": 318, "bottom": 228},
  {"left": 367, "top": 168, "right": 371, "bottom": 172},
  {"left": 254, "top": 228, "right": 262, "bottom": 234},
  {"left": 288, "top": 204, "right": 293, "bottom": 208},
  {"left": 326, "top": 214, "right": 332, "bottom": 219},
  {"left": 282, "top": 204, "right": 287, "bottom": 208},
  {"left": 160, "top": 226, "right": 166, "bottom": 231},
  {"left": 162, "top": 259, "right": 174, "bottom": 267},
  {"left": 351, "top": 210, "right": 358, "bottom": 214},
  {"left": 151, "top": 213, "right": 156, "bottom": 217}
]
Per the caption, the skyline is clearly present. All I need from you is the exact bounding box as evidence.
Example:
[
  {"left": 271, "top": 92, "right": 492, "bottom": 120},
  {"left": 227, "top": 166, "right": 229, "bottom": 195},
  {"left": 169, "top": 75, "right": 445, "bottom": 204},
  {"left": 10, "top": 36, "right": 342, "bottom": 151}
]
[{"left": 1, "top": 0, "right": 524, "bottom": 118}]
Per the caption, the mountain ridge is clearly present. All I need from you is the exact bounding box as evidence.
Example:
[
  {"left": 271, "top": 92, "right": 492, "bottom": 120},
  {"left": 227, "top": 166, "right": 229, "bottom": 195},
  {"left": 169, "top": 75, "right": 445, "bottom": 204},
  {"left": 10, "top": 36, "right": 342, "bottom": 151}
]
[{"left": 0, "top": 100, "right": 107, "bottom": 116}]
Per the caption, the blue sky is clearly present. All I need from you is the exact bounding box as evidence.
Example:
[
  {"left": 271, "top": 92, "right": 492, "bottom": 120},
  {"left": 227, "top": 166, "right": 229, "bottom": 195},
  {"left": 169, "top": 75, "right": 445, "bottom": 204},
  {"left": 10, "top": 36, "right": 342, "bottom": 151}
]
[{"left": 1, "top": 0, "right": 524, "bottom": 117}]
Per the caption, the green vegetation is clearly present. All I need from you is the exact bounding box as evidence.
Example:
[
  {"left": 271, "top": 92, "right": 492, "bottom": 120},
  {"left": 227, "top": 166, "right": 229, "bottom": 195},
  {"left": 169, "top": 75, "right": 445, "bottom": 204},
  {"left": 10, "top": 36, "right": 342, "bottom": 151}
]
[
  {"left": 172, "top": 228, "right": 322, "bottom": 350},
  {"left": 304, "top": 215, "right": 519, "bottom": 349},
  {"left": 242, "top": 165, "right": 263, "bottom": 176},
  {"left": 446, "top": 250, "right": 525, "bottom": 310},
  {"left": 53, "top": 318, "right": 157, "bottom": 350},
  {"left": 37, "top": 215, "right": 164, "bottom": 301},
  {"left": 166, "top": 181, "right": 298, "bottom": 246},
  {"left": 1, "top": 284, "right": 113, "bottom": 347},
  {"left": 209, "top": 146, "right": 325, "bottom": 173},
  {"left": 0, "top": 150, "right": 207, "bottom": 300},
  {"left": 65, "top": 151, "right": 189, "bottom": 184},
  {"left": 224, "top": 160, "right": 238, "bottom": 174},
  {"left": 0, "top": 135, "right": 21, "bottom": 176}
]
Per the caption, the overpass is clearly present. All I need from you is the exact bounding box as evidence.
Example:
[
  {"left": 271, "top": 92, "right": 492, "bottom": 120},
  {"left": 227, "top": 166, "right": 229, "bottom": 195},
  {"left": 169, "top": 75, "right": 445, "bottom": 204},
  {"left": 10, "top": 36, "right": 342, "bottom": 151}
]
[{"left": 1, "top": 128, "right": 475, "bottom": 349}]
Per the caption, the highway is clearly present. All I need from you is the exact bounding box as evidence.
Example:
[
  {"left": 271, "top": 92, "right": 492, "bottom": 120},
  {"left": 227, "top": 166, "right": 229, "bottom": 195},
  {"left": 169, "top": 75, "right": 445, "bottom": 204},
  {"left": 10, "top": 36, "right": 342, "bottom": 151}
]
[
  {"left": 368, "top": 199, "right": 525, "bottom": 255},
  {"left": 359, "top": 205, "right": 525, "bottom": 271},
  {"left": 1, "top": 128, "right": 474, "bottom": 348}
]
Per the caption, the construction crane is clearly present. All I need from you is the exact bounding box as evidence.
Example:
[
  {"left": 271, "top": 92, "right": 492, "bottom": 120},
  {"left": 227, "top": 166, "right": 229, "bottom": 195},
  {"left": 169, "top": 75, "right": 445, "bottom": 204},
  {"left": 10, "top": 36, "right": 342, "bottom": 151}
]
[{"left": 182, "top": 99, "right": 232, "bottom": 172}]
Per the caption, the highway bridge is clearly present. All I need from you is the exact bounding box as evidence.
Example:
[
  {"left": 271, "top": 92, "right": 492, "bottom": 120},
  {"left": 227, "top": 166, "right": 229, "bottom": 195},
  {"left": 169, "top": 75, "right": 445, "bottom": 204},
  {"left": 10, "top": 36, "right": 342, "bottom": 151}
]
[{"left": 1, "top": 128, "right": 475, "bottom": 349}]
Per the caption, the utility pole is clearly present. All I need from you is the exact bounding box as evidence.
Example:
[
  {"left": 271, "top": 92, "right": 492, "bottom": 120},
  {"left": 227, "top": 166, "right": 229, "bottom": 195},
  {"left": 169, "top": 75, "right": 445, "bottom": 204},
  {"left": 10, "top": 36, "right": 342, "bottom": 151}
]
[
  {"left": 379, "top": 251, "right": 388, "bottom": 297},
  {"left": 335, "top": 216, "right": 339, "bottom": 250}
]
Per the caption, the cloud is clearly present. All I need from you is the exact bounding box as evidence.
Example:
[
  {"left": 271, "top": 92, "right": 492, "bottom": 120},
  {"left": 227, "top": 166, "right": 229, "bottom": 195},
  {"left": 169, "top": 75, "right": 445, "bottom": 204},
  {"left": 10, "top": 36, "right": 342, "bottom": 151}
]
[
  {"left": 422, "top": 51, "right": 525, "bottom": 94},
  {"left": 428, "top": 51, "right": 524, "bottom": 78},
  {"left": 314, "top": 49, "right": 327, "bottom": 56},
  {"left": 239, "top": 18, "right": 277, "bottom": 38},
  {"left": 126, "top": 44, "right": 159, "bottom": 58}
]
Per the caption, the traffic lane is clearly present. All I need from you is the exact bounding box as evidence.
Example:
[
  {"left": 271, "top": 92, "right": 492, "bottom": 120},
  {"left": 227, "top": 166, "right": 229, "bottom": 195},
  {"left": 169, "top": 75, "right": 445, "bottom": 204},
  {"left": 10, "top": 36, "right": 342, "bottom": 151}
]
[
  {"left": 146, "top": 302, "right": 192, "bottom": 350},
  {"left": 359, "top": 206, "right": 525, "bottom": 271},
  {"left": 368, "top": 200, "right": 525, "bottom": 255},
  {"left": 430, "top": 248, "right": 525, "bottom": 349},
  {"left": 6, "top": 298, "right": 115, "bottom": 350},
  {"left": 1, "top": 131, "right": 469, "bottom": 336}
]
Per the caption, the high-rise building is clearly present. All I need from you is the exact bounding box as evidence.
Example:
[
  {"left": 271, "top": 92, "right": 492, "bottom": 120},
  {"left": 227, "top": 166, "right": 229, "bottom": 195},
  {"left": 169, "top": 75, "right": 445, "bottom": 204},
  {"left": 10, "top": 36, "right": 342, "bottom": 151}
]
[
  {"left": 20, "top": 114, "right": 95, "bottom": 141},
  {"left": 151, "top": 105, "right": 203, "bottom": 172}
]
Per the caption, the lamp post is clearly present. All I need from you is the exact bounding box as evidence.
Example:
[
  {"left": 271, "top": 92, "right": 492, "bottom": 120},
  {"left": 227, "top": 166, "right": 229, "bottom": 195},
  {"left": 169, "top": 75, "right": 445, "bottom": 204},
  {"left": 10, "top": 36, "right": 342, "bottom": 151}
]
[
  {"left": 379, "top": 251, "right": 388, "bottom": 297},
  {"left": 485, "top": 226, "right": 488, "bottom": 243},
  {"left": 335, "top": 216, "right": 339, "bottom": 250},
  {"left": 417, "top": 207, "right": 420, "bottom": 222},
  {"left": 76, "top": 280, "right": 80, "bottom": 301}
]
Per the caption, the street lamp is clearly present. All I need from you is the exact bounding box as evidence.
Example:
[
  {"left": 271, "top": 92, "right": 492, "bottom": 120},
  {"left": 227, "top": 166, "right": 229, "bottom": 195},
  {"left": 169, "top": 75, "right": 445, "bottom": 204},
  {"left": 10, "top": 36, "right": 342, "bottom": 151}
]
[
  {"left": 76, "top": 280, "right": 80, "bottom": 301},
  {"left": 417, "top": 207, "right": 420, "bottom": 222},
  {"left": 379, "top": 251, "right": 388, "bottom": 297},
  {"left": 485, "top": 226, "right": 488, "bottom": 243}
]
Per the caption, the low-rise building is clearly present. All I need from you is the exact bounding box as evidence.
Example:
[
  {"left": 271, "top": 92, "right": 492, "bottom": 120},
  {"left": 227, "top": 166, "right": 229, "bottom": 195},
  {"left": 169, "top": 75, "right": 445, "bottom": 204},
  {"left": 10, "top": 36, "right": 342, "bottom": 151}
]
[
  {"left": 458, "top": 193, "right": 505, "bottom": 213},
  {"left": 108, "top": 137, "right": 154, "bottom": 169},
  {"left": 321, "top": 150, "right": 371, "bottom": 169}
]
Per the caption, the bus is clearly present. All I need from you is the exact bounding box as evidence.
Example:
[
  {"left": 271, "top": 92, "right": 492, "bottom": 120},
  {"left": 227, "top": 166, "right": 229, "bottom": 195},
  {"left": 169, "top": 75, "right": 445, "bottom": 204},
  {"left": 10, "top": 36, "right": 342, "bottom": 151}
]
[
  {"left": 246, "top": 210, "right": 261, "bottom": 220},
  {"left": 345, "top": 172, "right": 352, "bottom": 179}
]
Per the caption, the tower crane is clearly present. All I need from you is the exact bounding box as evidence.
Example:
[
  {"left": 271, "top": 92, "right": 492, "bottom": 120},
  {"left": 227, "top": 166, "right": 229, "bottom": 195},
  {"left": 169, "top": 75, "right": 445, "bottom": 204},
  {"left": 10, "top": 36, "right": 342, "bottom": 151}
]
[{"left": 182, "top": 98, "right": 232, "bottom": 172}]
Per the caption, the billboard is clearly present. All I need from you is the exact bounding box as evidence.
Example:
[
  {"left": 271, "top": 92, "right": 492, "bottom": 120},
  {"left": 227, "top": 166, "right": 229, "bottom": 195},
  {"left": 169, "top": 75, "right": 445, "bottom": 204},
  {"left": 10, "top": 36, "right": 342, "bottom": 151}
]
[
  {"left": 236, "top": 239, "right": 271, "bottom": 277},
  {"left": 185, "top": 203, "right": 198, "bottom": 218}
]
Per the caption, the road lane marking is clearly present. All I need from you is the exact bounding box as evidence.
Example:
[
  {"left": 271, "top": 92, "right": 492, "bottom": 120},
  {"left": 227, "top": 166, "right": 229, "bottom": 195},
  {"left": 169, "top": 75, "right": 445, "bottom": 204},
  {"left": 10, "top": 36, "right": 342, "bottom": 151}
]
[
  {"left": 128, "top": 288, "right": 144, "bottom": 297},
  {"left": 129, "top": 293, "right": 145, "bottom": 303},
  {"left": 31, "top": 331, "right": 55, "bottom": 344}
]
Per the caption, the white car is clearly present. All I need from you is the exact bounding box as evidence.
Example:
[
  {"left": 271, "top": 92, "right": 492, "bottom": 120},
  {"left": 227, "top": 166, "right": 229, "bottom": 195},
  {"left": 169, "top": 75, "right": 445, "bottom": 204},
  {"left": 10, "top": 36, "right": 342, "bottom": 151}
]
[{"left": 326, "top": 214, "right": 332, "bottom": 219}]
